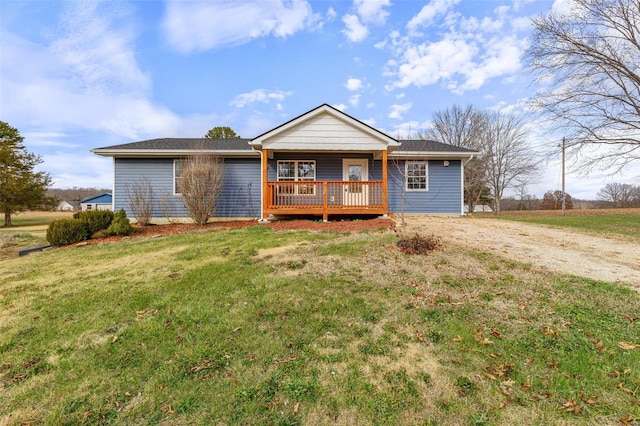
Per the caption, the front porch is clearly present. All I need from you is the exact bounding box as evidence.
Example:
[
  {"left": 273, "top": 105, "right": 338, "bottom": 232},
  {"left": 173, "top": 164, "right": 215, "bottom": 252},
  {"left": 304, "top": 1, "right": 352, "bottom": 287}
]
[{"left": 264, "top": 180, "right": 386, "bottom": 221}]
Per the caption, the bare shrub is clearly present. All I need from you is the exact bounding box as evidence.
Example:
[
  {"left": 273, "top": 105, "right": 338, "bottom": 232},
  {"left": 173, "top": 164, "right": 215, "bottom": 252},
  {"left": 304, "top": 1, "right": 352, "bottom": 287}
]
[
  {"left": 398, "top": 233, "right": 441, "bottom": 255},
  {"left": 180, "top": 152, "right": 225, "bottom": 225},
  {"left": 124, "top": 178, "right": 154, "bottom": 226}
]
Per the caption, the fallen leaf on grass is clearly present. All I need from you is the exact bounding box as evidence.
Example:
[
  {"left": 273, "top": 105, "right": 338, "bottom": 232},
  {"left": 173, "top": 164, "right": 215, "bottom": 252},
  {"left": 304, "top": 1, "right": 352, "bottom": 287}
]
[
  {"left": 81, "top": 411, "right": 92, "bottom": 424},
  {"left": 11, "top": 373, "right": 27, "bottom": 383},
  {"left": 542, "top": 327, "right": 559, "bottom": 337},
  {"left": 274, "top": 356, "right": 298, "bottom": 365},
  {"left": 620, "top": 416, "right": 636, "bottom": 425},
  {"left": 452, "top": 336, "right": 463, "bottom": 342},
  {"left": 161, "top": 405, "right": 174, "bottom": 414},
  {"left": 560, "top": 397, "right": 581, "bottom": 414},
  {"left": 293, "top": 402, "right": 300, "bottom": 414},
  {"left": 617, "top": 342, "right": 640, "bottom": 350},
  {"left": 22, "top": 358, "right": 39, "bottom": 368},
  {"left": 498, "top": 399, "right": 512, "bottom": 409},
  {"left": 624, "top": 317, "right": 638, "bottom": 324},
  {"left": 136, "top": 308, "right": 158, "bottom": 320},
  {"left": 579, "top": 393, "right": 597, "bottom": 405},
  {"left": 617, "top": 383, "right": 636, "bottom": 396},
  {"left": 416, "top": 330, "right": 425, "bottom": 343}
]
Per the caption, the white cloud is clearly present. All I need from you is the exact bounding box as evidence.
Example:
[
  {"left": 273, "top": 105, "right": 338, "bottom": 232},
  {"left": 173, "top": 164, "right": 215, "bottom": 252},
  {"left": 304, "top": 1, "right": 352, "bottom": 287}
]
[
  {"left": 407, "top": 0, "right": 460, "bottom": 32},
  {"left": 349, "top": 94, "right": 361, "bottom": 107},
  {"left": 389, "top": 36, "right": 477, "bottom": 89},
  {"left": 1, "top": 4, "right": 190, "bottom": 141},
  {"left": 341, "top": 0, "right": 390, "bottom": 42},
  {"left": 53, "top": 2, "right": 148, "bottom": 96},
  {"left": 327, "top": 7, "right": 337, "bottom": 21},
  {"left": 385, "top": 1, "right": 529, "bottom": 94},
  {"left": 43, "top": 152, "right": 113, "bottom": 189},
  {"left": 345, "top": 77, "right": 363, "bottom": 91},
  {"left": 354, "top": 0, "right": 390, "bottom": 25},
  {"left": 230, "top": 89, "right": 294, "bottom": 108},
  {"left": 333, "top": 103, "right": 348, "bottom": 111},
  {"left": 342, "top": 14, "right": 369, "bottom": 42},
  {"left": 551, "top": 0, "right": 574, "bottom": 16},
  {"left": 162, "top": 0, "right": 319, "bottom": 53},
  {"left": 388, "top": 103, "right": 413, "bottom": 120}
]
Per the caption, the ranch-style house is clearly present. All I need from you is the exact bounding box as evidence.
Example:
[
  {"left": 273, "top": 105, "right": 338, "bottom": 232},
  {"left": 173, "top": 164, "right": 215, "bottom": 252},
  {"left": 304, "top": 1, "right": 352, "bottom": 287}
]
[{"left": 92, "top": 104, "right": 478, "bottom": 222}]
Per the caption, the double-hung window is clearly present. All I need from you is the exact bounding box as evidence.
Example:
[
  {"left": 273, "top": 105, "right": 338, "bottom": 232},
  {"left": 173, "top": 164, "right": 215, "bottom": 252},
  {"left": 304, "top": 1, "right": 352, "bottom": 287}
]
[
  {"left": 405, "top": 161, "right": 428, "bottom": 191},
  {"left": 277, "top": 160, "right": 316, "bottom": 195}
]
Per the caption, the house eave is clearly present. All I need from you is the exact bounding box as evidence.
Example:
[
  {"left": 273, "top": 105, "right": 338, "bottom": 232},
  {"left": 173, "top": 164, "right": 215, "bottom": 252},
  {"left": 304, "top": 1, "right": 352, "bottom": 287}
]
[
  {"left": 90, "top": 149, "right": 260, "bottom": 158},
  {"left": 389, "top": 151, "right": 479, "bottom": 159}
]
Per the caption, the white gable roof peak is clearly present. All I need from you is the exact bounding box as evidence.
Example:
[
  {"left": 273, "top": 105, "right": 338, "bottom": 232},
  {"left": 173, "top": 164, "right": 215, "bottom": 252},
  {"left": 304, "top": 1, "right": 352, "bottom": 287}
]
[{"left": 250, "top": 104, "right": 400, "bottom": 151}]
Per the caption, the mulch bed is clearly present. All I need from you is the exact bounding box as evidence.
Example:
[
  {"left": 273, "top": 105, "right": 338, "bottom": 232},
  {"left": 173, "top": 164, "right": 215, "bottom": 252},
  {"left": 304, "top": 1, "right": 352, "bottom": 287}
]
[{"left": 94, "top": 217, "right": 396, "bottom": 244}]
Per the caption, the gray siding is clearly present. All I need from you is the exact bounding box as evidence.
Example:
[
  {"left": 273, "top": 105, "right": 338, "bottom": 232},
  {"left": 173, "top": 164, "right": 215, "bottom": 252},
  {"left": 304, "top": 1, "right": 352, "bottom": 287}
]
[
  {"left": 114, "top": 158, "right": 260, "bottom": 220},
  {"left": 387, "top": 160, "right": 462, "bottom": 214}
]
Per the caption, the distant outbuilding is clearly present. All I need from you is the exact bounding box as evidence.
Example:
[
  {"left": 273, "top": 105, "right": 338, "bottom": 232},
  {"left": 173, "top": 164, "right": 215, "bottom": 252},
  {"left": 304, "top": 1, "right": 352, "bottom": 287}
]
[
  {"left": 80, "top": 193, "right": 112, "bottom": 211},
  {"left": 57, "top": 200, "right": 81, "bottom": 211}
]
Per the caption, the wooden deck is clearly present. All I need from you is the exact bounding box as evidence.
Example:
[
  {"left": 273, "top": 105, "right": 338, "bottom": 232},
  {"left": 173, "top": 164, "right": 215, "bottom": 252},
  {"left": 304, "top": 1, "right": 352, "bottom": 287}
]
[{"left": 264, "top": 181, "right": 386, "bottom": 221}]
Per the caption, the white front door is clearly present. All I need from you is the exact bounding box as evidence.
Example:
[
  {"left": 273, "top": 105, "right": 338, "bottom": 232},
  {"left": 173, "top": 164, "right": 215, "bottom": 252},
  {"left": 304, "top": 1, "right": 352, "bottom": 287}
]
[{"left": 342, "top": 159, "right": 368, "bottom": 206}]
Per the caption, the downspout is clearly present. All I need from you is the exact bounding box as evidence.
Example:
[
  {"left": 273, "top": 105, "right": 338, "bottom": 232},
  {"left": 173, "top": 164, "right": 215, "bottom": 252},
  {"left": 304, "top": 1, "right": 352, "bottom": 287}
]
[
  {"left": 111, "top": 157, "right": 116, "bottom": 212},
  {"left": 461, "top": 154, "right": 475, "bottom": 216}
]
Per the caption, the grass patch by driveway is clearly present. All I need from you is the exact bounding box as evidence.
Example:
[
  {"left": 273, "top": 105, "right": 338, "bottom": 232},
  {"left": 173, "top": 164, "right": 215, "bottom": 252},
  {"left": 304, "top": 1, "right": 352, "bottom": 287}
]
[
  {"left": 494, "top": 208, "right": 640, "bottom": 239},
  {"left": 1, "top": 226, "right": 639, "bottom": 425}
]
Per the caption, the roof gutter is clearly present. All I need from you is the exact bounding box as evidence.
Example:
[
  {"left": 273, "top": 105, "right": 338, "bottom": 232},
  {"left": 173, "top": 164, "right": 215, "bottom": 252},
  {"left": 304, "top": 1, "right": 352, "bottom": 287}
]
[{"left": 90, "top": 149, "right": 260, "bottom": 158}]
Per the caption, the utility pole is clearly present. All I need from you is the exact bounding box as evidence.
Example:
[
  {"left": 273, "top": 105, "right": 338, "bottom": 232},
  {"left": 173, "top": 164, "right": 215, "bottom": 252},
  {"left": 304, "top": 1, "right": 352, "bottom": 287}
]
[{"left": 561, "top": 137, "right": 566, "bottom": 216}]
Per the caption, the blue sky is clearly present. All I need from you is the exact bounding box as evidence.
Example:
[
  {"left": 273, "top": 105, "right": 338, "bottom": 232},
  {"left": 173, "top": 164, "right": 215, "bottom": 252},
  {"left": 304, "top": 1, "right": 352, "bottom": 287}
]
[{"left": 1, "top": 0, "right": 638, "bottom": 199}]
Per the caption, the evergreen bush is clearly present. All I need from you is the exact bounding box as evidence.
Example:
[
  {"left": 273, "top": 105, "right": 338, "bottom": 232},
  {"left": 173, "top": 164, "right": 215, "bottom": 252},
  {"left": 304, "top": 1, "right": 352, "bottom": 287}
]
[
  {"left": 73, "top": 210, "right": 114, "bottom": 234},
  {"left": 107, "top": 209, "right": 133, "bottom": 236},
  {"left": 46, "top": 218, "right": 89, "bottom": 246}
]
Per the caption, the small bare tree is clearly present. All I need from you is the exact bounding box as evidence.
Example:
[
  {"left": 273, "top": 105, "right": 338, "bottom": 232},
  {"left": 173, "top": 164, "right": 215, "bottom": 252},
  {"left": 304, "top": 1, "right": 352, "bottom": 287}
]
[
  {"left": 179, "top": 151, "right": 225, "bottom": 225},
  {"left": 482, "top": 112, "right": 540, "bottom": 215},
  {"left": 124, "top": 177, "right": 154, "bottom": 226}
]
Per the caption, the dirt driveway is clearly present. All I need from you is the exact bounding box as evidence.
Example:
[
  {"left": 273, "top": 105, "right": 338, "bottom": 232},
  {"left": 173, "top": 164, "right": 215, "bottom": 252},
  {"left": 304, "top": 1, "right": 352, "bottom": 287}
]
[{"left": 402, "top": 215, "right": 640, "bottom": 290}]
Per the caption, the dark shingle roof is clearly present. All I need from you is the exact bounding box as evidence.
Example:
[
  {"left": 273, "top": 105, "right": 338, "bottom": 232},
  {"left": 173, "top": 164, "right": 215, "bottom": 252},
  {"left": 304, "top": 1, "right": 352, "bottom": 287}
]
[
  {"left": 94, "top": 138, "right": 253, "bottom": 151},
  {"left": 397, "top": 140, "right": 477, "bottom": 153}
]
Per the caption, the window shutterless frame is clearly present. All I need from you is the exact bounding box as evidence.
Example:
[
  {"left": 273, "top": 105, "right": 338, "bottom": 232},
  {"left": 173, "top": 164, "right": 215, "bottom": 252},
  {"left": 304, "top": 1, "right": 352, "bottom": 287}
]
[
  {"left": 276, "top": 160, "right": 316, "bottom": 195},
  {"left": 405, "top": 161, "right": 428, "bottom": 191}
]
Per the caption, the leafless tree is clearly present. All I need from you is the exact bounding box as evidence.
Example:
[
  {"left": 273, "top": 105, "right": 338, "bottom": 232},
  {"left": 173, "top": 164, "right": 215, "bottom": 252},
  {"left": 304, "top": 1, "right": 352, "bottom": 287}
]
[
  {"left": 483, "top": 112, "right": 540, "bottom": 215},
  {"left": 124, "top": 178, "right": 154, "bottom": 226},
  {"left": 596, "top": 182, "right": 640, "bottom": 208},
  {"left": 525, "top": 0, "right": 640, "bottom": 173},
  {"left": 180, "top": 150, "right": 225, "bottom": 225},
  {"left": 424, "top": 105, "right": 488, "bottom": 213}
]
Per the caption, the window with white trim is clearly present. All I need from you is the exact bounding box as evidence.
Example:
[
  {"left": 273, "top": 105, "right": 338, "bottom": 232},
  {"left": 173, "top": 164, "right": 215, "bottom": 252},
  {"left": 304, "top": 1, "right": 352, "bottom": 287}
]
[
  {"left": 277, "top": 160, "right": 316, "bottom": 195},
  {"left": 174, "top": 159, "right": 183, "bottom": 194},
  {"left": 405, "top": 161, "right": 428, "bottom": 191}
]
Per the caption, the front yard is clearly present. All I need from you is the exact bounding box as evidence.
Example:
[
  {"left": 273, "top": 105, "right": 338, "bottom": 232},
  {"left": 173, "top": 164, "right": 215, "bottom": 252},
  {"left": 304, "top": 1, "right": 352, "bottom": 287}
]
[{"left": 1, "top": 222, "right": 639, "bottom": 425}]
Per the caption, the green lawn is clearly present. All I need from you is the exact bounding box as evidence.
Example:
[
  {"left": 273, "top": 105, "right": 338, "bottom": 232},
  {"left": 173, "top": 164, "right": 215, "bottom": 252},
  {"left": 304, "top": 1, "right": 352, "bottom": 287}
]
[
  {"left": 495, "top": 211, "right": 640, "bottom": 239},
  {"left": 1, "top": 225, "right": 639, "bottom": 425}
]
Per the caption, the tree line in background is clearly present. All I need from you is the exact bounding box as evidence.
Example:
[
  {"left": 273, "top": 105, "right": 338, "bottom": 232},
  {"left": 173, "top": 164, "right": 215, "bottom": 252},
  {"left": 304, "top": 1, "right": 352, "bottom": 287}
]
[{"left": 47, "top": 187, "right": 112, "bottom": 202}]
